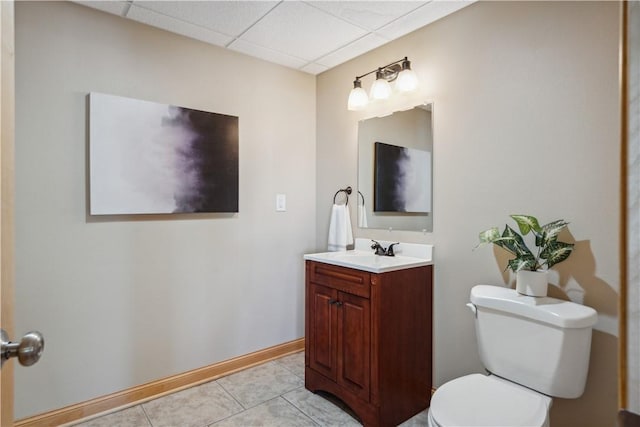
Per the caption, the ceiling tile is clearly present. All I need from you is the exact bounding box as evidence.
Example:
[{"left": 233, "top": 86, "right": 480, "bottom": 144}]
[
  {"left": 127, "top": 4, "right": 234, "bottom": 47},
  {"left": 308, "top": 1, "right": 427, "bottom": 31},
  {"left": 74, "top": 0, "right": 475, "bottom": 75},
  {"left": 240, "top": 2, "right": 368, "bottom": 61},
  {"left": 74, "top": 1, "right": 129, "bottom": 16},
  {"left": 376, "top": 0, "right": 475, "bottom": 40},
  {"left": 130, "top": 1, "right": 279, "bottom": 37},
  {"left": 316, "top": 33, "right": 390, "bottom": 68},
  {"left": 228, "top": 39, "right": 308, "bottom": 70},
  {"left": 300, "top": 62, "right": 329, "bottom": 75}
]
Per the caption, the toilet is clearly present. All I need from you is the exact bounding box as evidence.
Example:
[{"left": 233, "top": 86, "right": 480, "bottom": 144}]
[{"left": 428, "top": 285, "right": 598, "bottom": 427}]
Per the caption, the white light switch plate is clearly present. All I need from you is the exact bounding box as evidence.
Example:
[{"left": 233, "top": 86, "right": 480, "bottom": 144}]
[{"left": 276, "top": 194, "right": 286, "bottom": 212}]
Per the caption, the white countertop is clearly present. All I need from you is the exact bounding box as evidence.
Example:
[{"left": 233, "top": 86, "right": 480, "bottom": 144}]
[{"left": 304, "top": 239, "right": 433, "bottom": 273}]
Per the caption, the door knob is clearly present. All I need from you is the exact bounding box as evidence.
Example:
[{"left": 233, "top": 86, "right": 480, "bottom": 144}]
[{"left": 1, "top": 329, "right": 44, "bottom": 367}]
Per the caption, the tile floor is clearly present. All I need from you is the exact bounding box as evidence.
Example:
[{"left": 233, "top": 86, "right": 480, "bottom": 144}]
[{"left": 71, "top": 351, "right": 430, "bottom": 427}]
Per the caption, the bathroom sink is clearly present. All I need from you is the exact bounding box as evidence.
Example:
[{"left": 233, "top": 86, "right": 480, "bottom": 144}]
[{"left": 304, "top": 239, "right": 433, "bottom": 273}]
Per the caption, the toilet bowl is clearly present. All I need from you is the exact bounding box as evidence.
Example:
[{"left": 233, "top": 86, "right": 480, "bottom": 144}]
[
  {"left": 427, "top": 374, "right": 551, "bottom": 427},
  {"left": 427, "top": 285, "right": 597, "bottom": 427}
]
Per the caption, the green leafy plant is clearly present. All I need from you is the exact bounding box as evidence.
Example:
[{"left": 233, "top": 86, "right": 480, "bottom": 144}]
[{"left": 477, "top": 214, "right": 574, "bottom": 272}]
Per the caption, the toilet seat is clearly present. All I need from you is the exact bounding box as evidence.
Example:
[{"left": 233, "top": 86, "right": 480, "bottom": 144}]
[{"left": 428, "top": 374, "right": 551, "bottom": 427}]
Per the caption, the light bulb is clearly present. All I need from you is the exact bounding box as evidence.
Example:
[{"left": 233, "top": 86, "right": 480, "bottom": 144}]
[
  {"left": 347, "top": 78, "right": 369, "bottom": 111},
  {"left": 396, "top": 58, "right": 418, "bottom": 92},
  {"left": 396, "top": 69, "right": 418, "bottom": 92},
  {"left": 370, "top": 70, "right": 392, "bottom": 100}
]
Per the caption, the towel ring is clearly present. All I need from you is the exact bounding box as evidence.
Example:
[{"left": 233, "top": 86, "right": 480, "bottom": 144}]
[
  {"left": 333, "top": 186, "right": 352, "bottom": 205},
  {"left": 358, "top": 190, "right": 365, "bottom": 206}
]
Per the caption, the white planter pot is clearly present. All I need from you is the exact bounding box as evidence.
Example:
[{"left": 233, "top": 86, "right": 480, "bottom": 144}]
[{"left": 516, "top": 270, "right": 549, "bottom": 297}]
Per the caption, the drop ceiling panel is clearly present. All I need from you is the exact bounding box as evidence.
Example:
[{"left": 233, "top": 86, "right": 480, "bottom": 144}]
[
  {"left": 377, "top": 0, "right": 474, "bottom": 40},
  {"left": 308, "top": 1, "right": 428, "bottom": 31},
  {"left": 316, "top": 33, "right": 390, "bottom": 68},
  {"left": 228, "top": 39, "right": 309, "bottom": 69},
  {"left": 127, "top": 4, "right": 234, "bottom": 47},
  {"left": 130, "top": 1, "right": 279, "bottom": 37},
  {"left": 301, "top": 62, "right": 329, "bottom": 74},
  {"left": 239, "top": 2, "right": 368, "bottom": 61},
  {"left": 73, "top": 0, "right": 475, "bottom": 75},
  {"left": 75, "top": 1, "right": 129, "bottom": 16}
]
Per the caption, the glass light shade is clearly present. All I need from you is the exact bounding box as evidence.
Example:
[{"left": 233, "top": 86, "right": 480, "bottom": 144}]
[
  {"left": 348, "top": 86, "right": 369, "bottom": 111},
  {"left": 396, "top": 68, "right": 418, "bottom": 92},
  {"left": 370, "top": 78, "right": 392, "bottom": 100}
]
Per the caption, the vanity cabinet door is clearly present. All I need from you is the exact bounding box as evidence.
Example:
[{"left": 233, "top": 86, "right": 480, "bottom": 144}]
[
  {"left": 337, "top": 291, "right": 370, "bottom": 401},
  {"left": 307, "top": 282, "right": 371, "bottom": 401},
  {"left": 308, "top": 283, "right": 338, "bottom": 381},
  {"left": 305, "top": 260, "right": 432, "bottom": 427}
]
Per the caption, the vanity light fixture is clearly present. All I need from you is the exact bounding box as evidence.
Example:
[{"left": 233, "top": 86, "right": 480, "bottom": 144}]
[
  {"left": 347, "top": 57, "right": 418, "bottom": 111},
  {"left": 370, "top": 69, "right": 393, "bottom": 100},
  {"left": 395, "top": 58, "right": 419, "bottom": 92},
  {"left": 347, "top": 77, "right": 369, "bottom": 111}
]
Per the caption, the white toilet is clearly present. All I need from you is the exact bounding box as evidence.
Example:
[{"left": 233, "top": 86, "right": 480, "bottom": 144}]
[{"left": 428, "top": 285, "right": 598, "bottom": 427}]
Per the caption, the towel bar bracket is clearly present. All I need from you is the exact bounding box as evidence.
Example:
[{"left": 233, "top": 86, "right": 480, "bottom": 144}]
[{"left": 333, "top": 186, "right": 352, "bottom": 205}]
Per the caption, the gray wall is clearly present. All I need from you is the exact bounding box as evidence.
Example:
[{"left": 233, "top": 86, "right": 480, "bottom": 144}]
[
  {"left": 316, "top": 2, "right": 619, "bottom": 426},
  {"left": 15, "top": 2, "right": 316, "bottom": 419},
  {"left": 14, "top": 1, "right": 621, "bottom": 425}
]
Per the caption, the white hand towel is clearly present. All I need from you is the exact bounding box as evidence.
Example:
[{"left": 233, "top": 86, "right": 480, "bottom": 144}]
[
  {"left": 358, "top": 200, "right": 368, "bottom": 228},
  {"left": 328, "top": 204, "right": 354, "bottom": 251}
]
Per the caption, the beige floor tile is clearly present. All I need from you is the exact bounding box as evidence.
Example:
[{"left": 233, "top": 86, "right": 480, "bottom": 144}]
[
  {"left": 283, "top": 387, "right": 361, "bottom": 426},
  {"left": 210, "top": 397, "right": 316, "bottom": 427},
  {"left": 217, "top": 361, "right": 304, "bottom": 408},
  {"left": 398, "top": 408, "right": 430, "bottom": 426},
  {"left": 142, "top": 380, "right": 243, "bottom": 427},
  {"left": 275, "top": 351, "right": 305, "bottom": 379},
  {"left": 72, "top": 405, "right": 151, "bottom": 427},
  {"left": 72, "top": 353, "right": 427, "bottom": 427}
]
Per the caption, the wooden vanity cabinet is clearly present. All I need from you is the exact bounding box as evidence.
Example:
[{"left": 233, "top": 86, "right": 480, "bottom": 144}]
[{"left": 305, "top": 260, "right": 433, "bottom": 427}]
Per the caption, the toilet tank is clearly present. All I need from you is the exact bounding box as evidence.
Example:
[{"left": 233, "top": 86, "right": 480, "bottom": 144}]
[{"left": 469, "top": 285, "right": 598, "bottom": 399}]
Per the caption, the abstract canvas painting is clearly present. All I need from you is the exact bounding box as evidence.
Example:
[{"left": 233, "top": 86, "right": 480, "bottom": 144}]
[
  {"left": 89, "top": 93, "right": 238, "bottom": 215},
  {"left": 374, "top": 142, "right": 431, "bottom": 213}
]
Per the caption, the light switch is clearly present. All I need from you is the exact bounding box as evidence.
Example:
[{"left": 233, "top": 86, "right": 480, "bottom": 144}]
[{"left": 276, "top": 194, "right": 286, "bottom": 212}]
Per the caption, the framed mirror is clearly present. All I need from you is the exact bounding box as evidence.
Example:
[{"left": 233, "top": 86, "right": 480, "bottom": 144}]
[{"left": 357, "top": 103, "right": 433, "bottom": 232}]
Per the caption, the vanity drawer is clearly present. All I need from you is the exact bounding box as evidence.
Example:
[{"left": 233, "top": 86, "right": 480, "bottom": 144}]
[{"left": 307, "top": 261, "right": 370, "bottom": 298}]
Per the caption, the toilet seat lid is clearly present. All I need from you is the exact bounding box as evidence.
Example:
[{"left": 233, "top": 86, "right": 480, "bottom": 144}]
[{"left": 430, "top": 374, "right": 551, "bottom": 427}]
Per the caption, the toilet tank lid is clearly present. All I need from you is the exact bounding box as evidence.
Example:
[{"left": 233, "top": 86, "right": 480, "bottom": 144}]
[{"left": 470, "top": 285, "right": 597, "bottom": 328}]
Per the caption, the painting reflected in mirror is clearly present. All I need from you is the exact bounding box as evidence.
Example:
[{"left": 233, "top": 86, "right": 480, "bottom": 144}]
[{"left": 357, "top": 103, "right": 433, "bottom": 232}]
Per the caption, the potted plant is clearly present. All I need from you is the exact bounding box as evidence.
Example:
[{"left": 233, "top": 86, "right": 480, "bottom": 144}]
[{"left": 477, "top": 214, "right": 574, "bottom": 296}]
